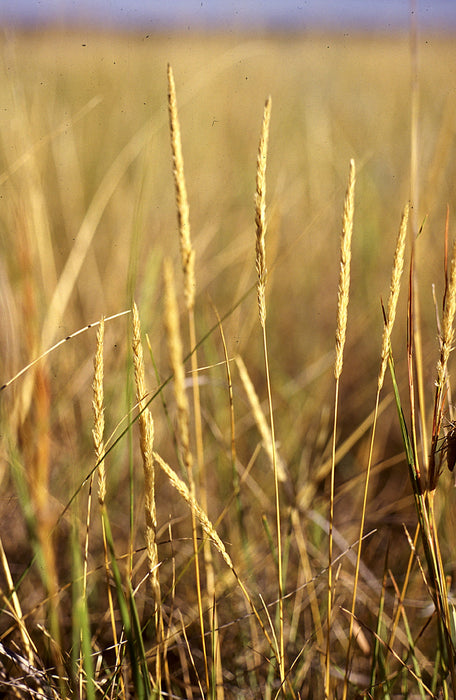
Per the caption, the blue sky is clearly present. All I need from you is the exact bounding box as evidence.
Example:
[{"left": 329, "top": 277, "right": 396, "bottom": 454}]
[{"left": 1, "top": 0, "right": 456, "bottom": 30}]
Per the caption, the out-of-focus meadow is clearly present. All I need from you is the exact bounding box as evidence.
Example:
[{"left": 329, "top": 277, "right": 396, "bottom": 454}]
[{"left": 1, "top": 27, "right": 456, "bottom": 697}]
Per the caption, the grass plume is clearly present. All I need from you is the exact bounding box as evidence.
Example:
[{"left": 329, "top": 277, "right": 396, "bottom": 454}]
[
  {"left": 167, "top": 63, "right": 195, "bottom": 313},
  {"left": 326, "top": 158, "right": 355, "bottom": 700},
  {"left": 255, "top": 96, "right": 271, "bottom": 330},
  {"left": 253, "top": 94, "right": 287, "bottom": 691}
]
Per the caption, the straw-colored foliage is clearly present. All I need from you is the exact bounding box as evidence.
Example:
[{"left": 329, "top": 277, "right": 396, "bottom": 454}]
[{"left": 1, "top": 29, "right": 456, "bottom": 699}]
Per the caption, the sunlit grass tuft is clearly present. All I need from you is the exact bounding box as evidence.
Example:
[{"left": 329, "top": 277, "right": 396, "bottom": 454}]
[{"left": 1, "top": 29, "right": 456, "bottom": 699}]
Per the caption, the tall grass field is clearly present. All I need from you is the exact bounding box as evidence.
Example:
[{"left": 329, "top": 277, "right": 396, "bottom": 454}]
[{"left": 1, "top": 27, "right": 456, "bottom": 698}]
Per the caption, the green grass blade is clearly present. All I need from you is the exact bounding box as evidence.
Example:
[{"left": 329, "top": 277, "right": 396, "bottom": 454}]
[
  {"left": 101, "top": 506, "right": 151, "bottom": 699},
  {"left": 71, "top": 518, "right": 96, "bottom": 700}
]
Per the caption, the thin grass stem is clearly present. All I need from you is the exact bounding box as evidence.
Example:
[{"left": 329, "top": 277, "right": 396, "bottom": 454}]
[
  {"left": 254, "top": 95, "right": 286, "bottom": 690},
  {"left": 342, "top": 203, "right": 408, "bottom": 699},
  {"left": 326, "top": 158, "right": 355, "bottom": 700}
]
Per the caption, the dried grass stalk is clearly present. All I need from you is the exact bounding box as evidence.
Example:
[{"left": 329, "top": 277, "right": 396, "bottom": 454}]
[
  {"left": 167, "top": 63, "right": 195, "bottom": 312},
  {"left": 327, "top": 158, "right": 355, "bottom": 698},
  {"left": 131, "top": 303, "right": 158, "bottom": 582},
  {"left": 378, "top": 203, "right": 409, "bottom": 391},
  {"left": 235, "top": 355, "right": 286, "bottom": 482},
  {"left": 153, "top": 451, "right": 232, "bottom": 570},
  {"left": 163, "top": 257, "right": 210, "bottom": 683},
  {"left": 342, "top": 204, "right": 408, "bottom": 698},
  {"left": 255, "top": 96, "right": 272, "bottom": 329},
  {"left": 92, "top": 318, "right": 106, "bottom": 506},
  {"left": 335, "top": 158, "right": 356, "bottom": 379},
  {"left": 437, "top": 236, "right": 456, "bottom": 388},
  {"left": 0, "top": 535, "right": 36, "bottom": 665},
  {"left": 152, "top": 450, "right": 282, "bottom": 667},
  {"left": 163, "top": 259, "right": 194, "bottom": 485}
]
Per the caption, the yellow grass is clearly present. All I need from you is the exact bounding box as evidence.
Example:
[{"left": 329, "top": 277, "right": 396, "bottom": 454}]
[{"left": 1, "top": 27, "right": 456, "bottom": 698}]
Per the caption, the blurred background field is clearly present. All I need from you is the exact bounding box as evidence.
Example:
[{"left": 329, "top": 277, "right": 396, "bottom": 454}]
[{"left": 2, "top": 25, "right": 456, "bottom": 696}]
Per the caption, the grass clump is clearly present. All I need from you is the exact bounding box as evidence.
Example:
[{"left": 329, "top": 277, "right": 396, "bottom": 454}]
[{"left": 1, "top": 29, "right": 456, "bottom": 699}]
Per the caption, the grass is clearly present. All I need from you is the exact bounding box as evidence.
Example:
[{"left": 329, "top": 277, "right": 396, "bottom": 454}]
[{"left": 1, "top": 25, "right": 456, "bottom": 698}]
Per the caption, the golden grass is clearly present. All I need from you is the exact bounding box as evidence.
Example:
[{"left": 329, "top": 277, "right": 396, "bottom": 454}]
[
  {"left": 255, "top": 95, "right": 271, "bottom": 329},
  {"left": 342, "top": 203, "right": 409, "bottom": 700},
  {"left": 167, "top": 64, "right": 196, "bottom": 314},
  {"left": 1, "top": 27, "right": 456, "bottom": 698},
  {"left": 252, "top": 92, "right": 288, "bottom": 689},
  {"left": 334, "top": 158, "right": 355, "bottom": 381},
  {"left": 167, "top": 60, "right": 225, "bottom": 695},
  {"left": 326, "top": 158, "right": 355, "bottom": 699},
  {"left": 378, "top": 204, "right": 409, "bottom": 392},
  {"left": 131, "top": 303, "right": 158, "bottom": 585},
  {"left": 235, "top": 355, "right": 287, "bottom": 482},
  {"left": 92, "top": 317, "right": 106, "bottom": 505}
]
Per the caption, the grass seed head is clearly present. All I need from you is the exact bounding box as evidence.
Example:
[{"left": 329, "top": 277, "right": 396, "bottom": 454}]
[
  {"left": 132, "top": 302, "right": 157, "bottom": 575},
  {"left": 378, "top": 203, "right": 409, "bottom": 391},
  {"left": 255, "top": 96, "right": 272, "bottom": 329},
  {"left": 92, "top": 317, "right": 106, "bottom": 505},
  {"left": 437, "top": 237, "right": 456, "bottom": 387},
  {"left": 335, "top": 158, "right": 355, "bottom": 380},
  {"left": 167, "top": 64, "right": 195, "bottom": 312}
]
